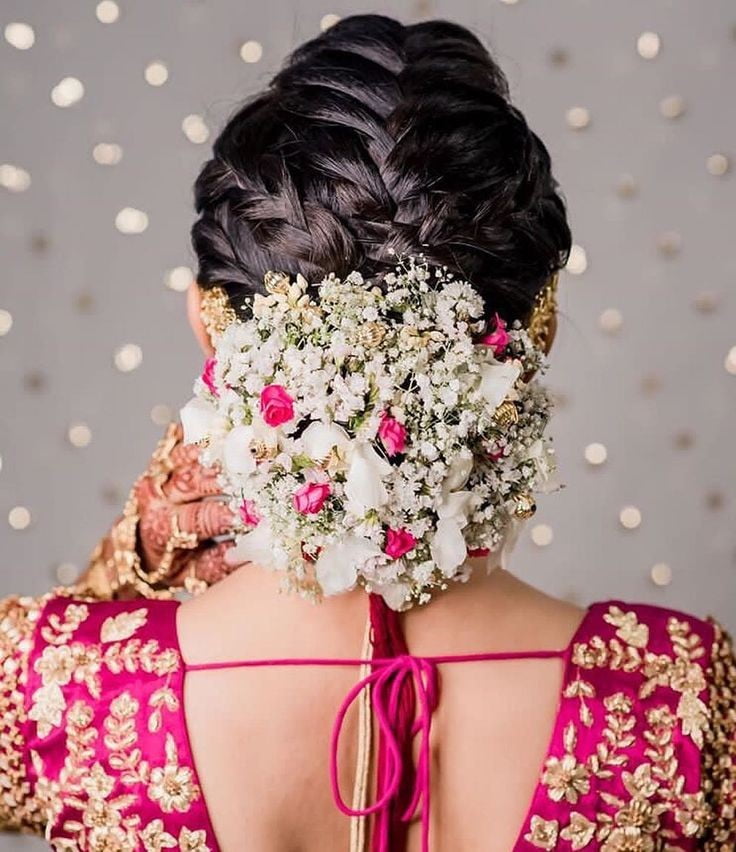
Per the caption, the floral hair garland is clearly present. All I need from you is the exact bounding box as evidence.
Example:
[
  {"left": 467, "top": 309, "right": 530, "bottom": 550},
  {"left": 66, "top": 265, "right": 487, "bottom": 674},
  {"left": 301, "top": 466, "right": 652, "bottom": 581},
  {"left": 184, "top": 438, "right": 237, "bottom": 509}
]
[{"left": 180, "top": 257, "right": 561, "bottom": 611}]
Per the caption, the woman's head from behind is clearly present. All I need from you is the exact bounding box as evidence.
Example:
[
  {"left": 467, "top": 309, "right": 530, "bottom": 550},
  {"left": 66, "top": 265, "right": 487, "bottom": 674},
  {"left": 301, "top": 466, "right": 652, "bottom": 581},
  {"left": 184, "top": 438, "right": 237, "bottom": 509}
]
[{"left": 190, "top": 14, "right": 571, "bottom": 348}]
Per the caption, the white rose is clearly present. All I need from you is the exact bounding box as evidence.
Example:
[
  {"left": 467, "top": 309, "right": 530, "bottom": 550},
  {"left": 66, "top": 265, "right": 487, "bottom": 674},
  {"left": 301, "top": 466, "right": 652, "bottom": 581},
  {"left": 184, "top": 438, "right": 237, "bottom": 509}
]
[
  {"left": 180, "top": 397, "right": 223, "bottom": 445},
  {"left": 430, "top": 518, "right": 468, "bottom": 578},
  {"left": 300, "top": 421, "right": 351, "bottom": 461},
  {"left": 479, "top": 360, "right": 522, "bottom": 410},
  {"left": 315, "top": 535, "right": 383, "bottom": 596},
  {"left": 344, "top": 442, "right": 391, "bottom": 516},
  {"left": 225, "top": 522, "right": 289, "bottom": 571}
]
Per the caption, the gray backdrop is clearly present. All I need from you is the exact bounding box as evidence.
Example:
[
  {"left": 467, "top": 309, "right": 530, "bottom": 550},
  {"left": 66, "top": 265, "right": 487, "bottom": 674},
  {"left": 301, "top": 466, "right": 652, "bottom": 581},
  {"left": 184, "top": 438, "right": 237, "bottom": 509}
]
[{"left": 1, "top": 1, "right": 735, "bottom": 844}]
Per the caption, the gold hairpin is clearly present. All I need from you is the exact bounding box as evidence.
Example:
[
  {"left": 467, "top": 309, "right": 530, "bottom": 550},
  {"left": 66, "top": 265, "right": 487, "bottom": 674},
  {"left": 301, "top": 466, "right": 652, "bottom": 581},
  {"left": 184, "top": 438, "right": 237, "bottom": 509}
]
[
  {"left": 200, "top": 286, "right": 237, "bottom": 340},
  {"left": 527, "top": 272, "right": 559, "bottom": 354}
]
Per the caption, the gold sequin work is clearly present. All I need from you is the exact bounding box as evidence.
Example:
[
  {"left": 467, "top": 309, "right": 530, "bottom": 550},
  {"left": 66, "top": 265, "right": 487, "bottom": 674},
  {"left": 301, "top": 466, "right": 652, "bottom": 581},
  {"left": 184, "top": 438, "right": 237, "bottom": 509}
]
[
  {"left": 0, "top": 592, "right": 217, "bottom": 850},
  {"left": 0, "top": 594, "right": 734, "bottom": 849}
]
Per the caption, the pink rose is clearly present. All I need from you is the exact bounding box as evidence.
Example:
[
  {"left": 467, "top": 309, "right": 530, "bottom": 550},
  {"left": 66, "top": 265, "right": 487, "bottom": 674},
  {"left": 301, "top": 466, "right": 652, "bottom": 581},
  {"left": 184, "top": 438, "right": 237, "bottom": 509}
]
[
  {"left": 384, "top": 527, "right": 417, "bottom": 560},
  {"left": 260, "top": 384, "right": 294, "bottom": 427},
  {"left": 479, "top": 312, "right": 511, "bottom": 356},
  {"left": 293, "top": 481, "right": 331, "bottom": 515},
  {"left": 378, "top": 411, "right": 407, "bottom": 456},
  {"left": 238, "top": 499, "right": 260, "bottom": 527},
  {"left": 201, "top": 357, "right": 218, "bottom": 397}
]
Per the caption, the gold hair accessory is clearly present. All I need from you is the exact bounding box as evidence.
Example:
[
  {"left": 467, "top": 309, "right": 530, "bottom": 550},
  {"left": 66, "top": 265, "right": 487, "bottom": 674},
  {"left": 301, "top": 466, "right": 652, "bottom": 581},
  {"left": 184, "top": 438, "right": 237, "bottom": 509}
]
[
  {"left": 527, "top": 271, "right": 559, "bottom": 354},
  {"left": 200, "top": 285, "right": 237, "bottom": 340}
]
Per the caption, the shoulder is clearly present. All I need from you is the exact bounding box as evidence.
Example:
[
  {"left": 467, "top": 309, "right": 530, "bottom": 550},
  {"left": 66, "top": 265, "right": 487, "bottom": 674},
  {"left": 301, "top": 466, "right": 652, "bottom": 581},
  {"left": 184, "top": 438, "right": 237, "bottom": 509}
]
[
  {"left": 572, "top": 598, "right": 736, "bottom": 843},
  {"left": 26, "top": 592, "right": 183, "bottom": 743},
  {"left": 34, "top": 590, "right": 181, "bottom": 650},
  {"left": 581, "top": 598, "right": 718, "bottom": 651},
  {"left": 569, "top": 598, "right": 718, "bottom": 724}
]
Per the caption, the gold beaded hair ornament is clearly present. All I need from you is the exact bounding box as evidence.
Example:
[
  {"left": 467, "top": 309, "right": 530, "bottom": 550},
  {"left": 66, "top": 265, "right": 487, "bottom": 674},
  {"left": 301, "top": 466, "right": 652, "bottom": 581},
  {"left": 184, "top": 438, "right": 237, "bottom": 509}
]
[{"left": 200, "top": 270, "right": 559, "bottom": 354}]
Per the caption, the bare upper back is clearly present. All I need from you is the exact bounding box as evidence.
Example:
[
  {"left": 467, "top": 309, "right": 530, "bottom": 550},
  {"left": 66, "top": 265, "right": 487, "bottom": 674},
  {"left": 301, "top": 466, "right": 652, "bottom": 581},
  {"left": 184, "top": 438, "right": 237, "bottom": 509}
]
[{"left": 176, "top": 564, "right": 586, "bottom": 851}]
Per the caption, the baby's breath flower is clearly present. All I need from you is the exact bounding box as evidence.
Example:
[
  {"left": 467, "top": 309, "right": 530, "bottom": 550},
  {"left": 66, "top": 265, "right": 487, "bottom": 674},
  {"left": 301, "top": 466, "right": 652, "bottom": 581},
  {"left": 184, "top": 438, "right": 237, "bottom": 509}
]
[{"left": 183, "top": 258, "right": 558, "bottom": 611}]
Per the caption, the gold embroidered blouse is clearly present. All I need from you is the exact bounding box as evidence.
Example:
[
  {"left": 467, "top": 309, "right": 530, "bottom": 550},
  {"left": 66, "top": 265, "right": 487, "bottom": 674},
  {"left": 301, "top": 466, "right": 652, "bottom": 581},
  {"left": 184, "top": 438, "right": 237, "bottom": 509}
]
[{"left": 0, "top": 592, "right": 734, "bottom": 851}]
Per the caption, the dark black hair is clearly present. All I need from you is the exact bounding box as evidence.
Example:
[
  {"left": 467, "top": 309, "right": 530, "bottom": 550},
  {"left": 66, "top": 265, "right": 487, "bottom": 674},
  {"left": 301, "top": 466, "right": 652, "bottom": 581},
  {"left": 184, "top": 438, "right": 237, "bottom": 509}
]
[{"left": 191, "top": 14, "right": 571, "bottom": 324}]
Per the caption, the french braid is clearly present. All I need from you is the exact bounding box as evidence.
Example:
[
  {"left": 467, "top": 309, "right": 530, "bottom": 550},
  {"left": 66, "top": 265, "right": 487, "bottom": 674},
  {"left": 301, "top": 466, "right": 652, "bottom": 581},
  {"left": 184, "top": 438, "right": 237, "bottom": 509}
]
[{"left": 191, "top": 14, "right": 571, "bottom": 324}]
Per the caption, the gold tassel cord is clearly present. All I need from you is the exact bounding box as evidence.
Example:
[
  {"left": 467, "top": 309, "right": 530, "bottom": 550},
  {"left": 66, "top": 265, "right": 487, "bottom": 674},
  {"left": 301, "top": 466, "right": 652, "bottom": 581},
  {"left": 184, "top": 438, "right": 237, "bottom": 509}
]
[{"left": 349, "top": 614, "right": 374, "bottom": 852}]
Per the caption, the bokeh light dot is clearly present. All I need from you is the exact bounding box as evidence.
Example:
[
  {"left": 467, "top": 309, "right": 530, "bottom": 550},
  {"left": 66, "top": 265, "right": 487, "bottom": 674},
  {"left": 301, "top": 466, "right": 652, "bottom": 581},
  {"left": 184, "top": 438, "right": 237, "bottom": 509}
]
[
  {"left": 0, "top": 310, "right": 13, "bottom": 336},
  {"left": 320, "top": 14, "right": 341, "bottom": 30},
  {"left": 0, "top": 164, "right": 31, "bottom": 192},
  {"left": 651, "top": 562, "right": 672, "bottom": 587},
  {"left": 566, "top": 106, "right": 591, "bottom": 130},
  {"left": 145, "top": 61, "right": 169, "bottom": 87},
  {"left": 673, "top": 430, "right": 695, "bottom": 450},
  {"left": 531, "top": 523, "right": 554, "bottom": 546},
  {"left": 240, "top": 40, "right": 263, "bottom": 63},
  {"left": 150, "top": 404, "right": 173, "bottom": 426},
  {"left": 693, "top": 291, "right": 720, "bottom": 314},
  {"left": 96, "top": 1, "right": 120, "bottom": 23},
  {"left": 637, "top": 31, "right": 661, "bottom": 59},
  {"left": 115, "top": 207, "right": 149, "bottom": 235},
  {"left": 599, "top": 308, "right": 623, "bottom": 334},
  {"left": 56, "top": 562, "right": 79, "bottom": 584},
  {"left": 566, "top": 244, "right": 588, "bottom": 275},
  {"left": 114, "top": 344, "right": 143, "bottom": 372},
  {"left": 706, "top": 154, "right": 730, "bottom": 176},
  {"left": 165, "top": 266, "right": 193, "bottom": 292},
  {"left": 616, "top": 174, "right": 638, "bottom": 198},
  {"left": 51, "top": 77, "right": 85, "bottom": 108},
  {"left": 92, "top": 143, "right": 123, "bottom": 166},
  {"left": 659, "top": 95, "right": 686, "bottom": 119},
  {"left": 68, "top": 422, "right": 92, "bottom": 448},
  {"left": 619, "top": 505, "right": 642, "bottom": 530},
  {"left": 549, "top": 48, "right": 569, "bottom": 68},
  {"left": 182, "top": 114, "right": 210, "bottom": 144},
  {"left": 584, "top": 442, "right": 608, "bottom": 466},
  {"left": 4, "top": 22, "right": 35, "bottom": 50},
  {"left": 8, "top": 506, "right": 31, "bottom": 530},
  {"left": 657, "top": 231, "right": 682, "bottom": 258},
  {"left": 725, "top": 346, "right": 736, "bottom": 375}
]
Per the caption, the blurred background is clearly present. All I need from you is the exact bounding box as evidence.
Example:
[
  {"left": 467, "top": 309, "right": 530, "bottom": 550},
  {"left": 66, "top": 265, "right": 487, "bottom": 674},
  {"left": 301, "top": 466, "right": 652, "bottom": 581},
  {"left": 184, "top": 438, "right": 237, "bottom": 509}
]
[{"left": 0, "top": 5, "right": 734, "bottom": 839}]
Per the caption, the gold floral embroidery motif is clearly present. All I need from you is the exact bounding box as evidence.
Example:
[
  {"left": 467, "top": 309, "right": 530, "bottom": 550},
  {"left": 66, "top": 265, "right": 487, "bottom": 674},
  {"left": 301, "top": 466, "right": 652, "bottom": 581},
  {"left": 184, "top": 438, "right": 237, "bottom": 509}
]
[
  {"left": 30, "top": 603, "right": 180, "bottom": 742},
  {"left": 141, "top": 820, "right": 211, "bottom": 852},
  {"left": 528, "top": 604, "right": 735, "bottom": 850},
  {"left": 560, "top": 812, "right": 596, "bottom": 849},
  {"left": 0, "top": 594, "right": 215, "bottom": 849},
  {"left": 0, "top": 594, "right": 50, "bottom": 832},
  {"left": 101, "top": 609, "right": 149, "bottom": 644},
  {"left": 147, "top": 734, "right": 201, "bottom": 814},
  {"left": 148, "top": 688, "right": 180, "bottom": 734},
  {"left": 524, "top": 814, "right": 559, "bottom": 849},
  {"left": 541, "top": 723, "right": 591, "bottom": 803},
  {"left": 701, "top": 619, "right": 736, "bottom": 850}
]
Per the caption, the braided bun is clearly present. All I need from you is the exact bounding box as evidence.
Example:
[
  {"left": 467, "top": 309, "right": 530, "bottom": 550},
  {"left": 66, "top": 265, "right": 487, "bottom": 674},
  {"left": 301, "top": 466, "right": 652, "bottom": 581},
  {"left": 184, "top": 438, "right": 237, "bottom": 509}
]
[{"left": 191, "top": 14, "right": 571, "bottom": 323}]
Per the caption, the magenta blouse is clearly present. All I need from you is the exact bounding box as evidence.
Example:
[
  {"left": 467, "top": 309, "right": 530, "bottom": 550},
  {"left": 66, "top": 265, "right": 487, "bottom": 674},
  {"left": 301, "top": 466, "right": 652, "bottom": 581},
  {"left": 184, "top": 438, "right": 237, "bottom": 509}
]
[{"left": 0, "top": 591, "right": 734, "bottom": 850}]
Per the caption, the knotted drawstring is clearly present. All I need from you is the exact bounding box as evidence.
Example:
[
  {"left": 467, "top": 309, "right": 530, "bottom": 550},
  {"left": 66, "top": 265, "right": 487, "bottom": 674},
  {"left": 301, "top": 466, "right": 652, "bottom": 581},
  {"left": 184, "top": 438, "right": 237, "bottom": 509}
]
[{"left": 329, "top": 652, "right": 440, "bottom": 852}]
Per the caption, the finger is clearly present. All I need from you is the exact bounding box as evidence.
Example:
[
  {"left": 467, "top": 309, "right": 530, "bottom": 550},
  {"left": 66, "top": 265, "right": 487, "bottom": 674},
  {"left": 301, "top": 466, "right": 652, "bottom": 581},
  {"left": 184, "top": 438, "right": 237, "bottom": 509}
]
[
  {"left": 172, "top": 541, "right": 237, "bottom": 587},
  {"left": 169, "top": 439, "right": 204, "bottom": 469},
  {"left": 163, "top": 460, "right": 222, "bottom": 504},
  {"left": 175, "top": 500, "right": 235, "bottom": 542}
]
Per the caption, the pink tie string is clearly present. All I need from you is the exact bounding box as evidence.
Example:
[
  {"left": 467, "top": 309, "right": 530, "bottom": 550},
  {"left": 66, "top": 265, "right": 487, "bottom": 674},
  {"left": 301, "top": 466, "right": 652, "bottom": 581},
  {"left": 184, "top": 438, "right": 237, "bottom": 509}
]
[
  {"left": 185, "top": 647, "right": 566, "bottom": 852},
  {"left": 329, "top": 653, "right": 439, "bottom": 852}
]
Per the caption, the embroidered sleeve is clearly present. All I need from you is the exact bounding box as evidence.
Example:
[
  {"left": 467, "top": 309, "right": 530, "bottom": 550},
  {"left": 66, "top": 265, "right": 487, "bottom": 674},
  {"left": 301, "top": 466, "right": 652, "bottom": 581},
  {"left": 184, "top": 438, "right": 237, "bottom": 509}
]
[
  {"left": 0, "top": 594, "right": 48, "bottom": 834},
  {"left": 701, "top": 617, "right": 736, "bottom": 849}
]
